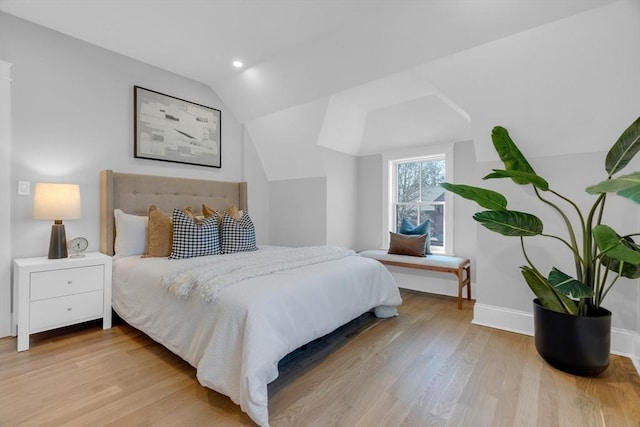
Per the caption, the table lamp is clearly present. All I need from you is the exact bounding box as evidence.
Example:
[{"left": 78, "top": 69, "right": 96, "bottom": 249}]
[{"left": 33, "top": 183, "right": 81, "bottom": 259}]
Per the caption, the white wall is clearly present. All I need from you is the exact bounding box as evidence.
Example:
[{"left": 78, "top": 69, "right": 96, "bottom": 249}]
[
  {"left": 1, "top": 13, "right": 263, "bottom": 336},
  {"left": 243, "top": 129, "right": 270, "bottom": 245},
  {"left": 269, "top": 177, "right": 327, "bottom": 247},
  {"left": 245, "top": 98, "right": 328, "bottom": 182},
  {"left": 451, "top": 140, "right": 478, "bottom": 277},
  {"left": 323, "top": 147, "right": 358, "bottom": 249},
  {"left": 356, "top": 154, "right": 384, "bottom": 252},
  {"left": 420, "top": 0, "right": 640, "bottom": 163},
  {"left": 265, "top": 147, "right": 359, "bottom": 251},
  {"left": 245, "top": 97, "right": 361, "bottom": 249},
  {"left": 0, "top": 60, "right": 12, "bottom": 337}
]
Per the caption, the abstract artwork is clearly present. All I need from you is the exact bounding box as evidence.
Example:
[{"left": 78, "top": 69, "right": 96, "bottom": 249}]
[{"left": 134, "top": 86, "right": 221, "bottom": 168}]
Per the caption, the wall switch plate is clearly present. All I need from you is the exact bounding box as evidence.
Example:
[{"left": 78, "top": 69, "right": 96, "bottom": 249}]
[{"left": 18, "top": 181, "right": 30, "bottom": 196}]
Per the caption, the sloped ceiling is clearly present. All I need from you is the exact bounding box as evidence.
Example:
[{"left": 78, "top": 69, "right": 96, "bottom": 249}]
[{"left": 1, "top": 0, "right": 631, "bottom": 177}]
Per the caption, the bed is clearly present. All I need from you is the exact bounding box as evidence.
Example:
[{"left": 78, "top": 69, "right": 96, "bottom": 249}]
[{"left": 99, "top": 170, "right": 402, "bottom": 426}]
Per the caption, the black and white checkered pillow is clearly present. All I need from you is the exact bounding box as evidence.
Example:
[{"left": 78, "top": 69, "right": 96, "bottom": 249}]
[
  {"left": 220, "top": 211, "right": 258, "bottom": 254},
  {"left": 169, "top": 209, "right": 221, "bottom": 259}
]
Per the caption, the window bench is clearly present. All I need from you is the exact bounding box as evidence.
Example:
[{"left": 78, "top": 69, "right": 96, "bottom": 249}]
[{"left": 359, "top": 249, "right": 471, "bottom": 309}]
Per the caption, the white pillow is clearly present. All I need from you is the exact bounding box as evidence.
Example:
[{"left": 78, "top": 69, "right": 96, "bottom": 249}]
[{"left": 113, "top": 209, "right": 148, "bottom": 259}]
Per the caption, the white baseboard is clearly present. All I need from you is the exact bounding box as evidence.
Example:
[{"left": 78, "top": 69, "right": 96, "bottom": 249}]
[
  {"left": 473, "top": 303, "right": 640, "bottom": 375},
  {"left": 472, "top": 303, "right": 534, "bottom": 336}
]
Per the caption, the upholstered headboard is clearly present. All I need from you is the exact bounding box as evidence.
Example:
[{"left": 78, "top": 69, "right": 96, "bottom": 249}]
[{"left": 100, "top": 170, "right": 248, "bottom": 256}]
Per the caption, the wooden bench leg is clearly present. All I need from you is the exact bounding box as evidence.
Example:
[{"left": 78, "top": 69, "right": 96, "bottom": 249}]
[
  {"left": 465, "top": 265, "right": 471, "bottom": 300},
  {"left": 456, "top": 268, "right": 464, "bottom": 310},
  {"left": 456, "top": 263, "right": 471, "bottom": 310}
]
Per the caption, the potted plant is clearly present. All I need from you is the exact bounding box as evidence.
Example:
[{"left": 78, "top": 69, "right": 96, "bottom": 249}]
[{"left": 441, "top": 116, "right": 640, "bottom": 376}]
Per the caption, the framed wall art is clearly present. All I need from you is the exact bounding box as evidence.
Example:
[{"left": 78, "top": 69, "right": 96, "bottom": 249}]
[{"left": 134, "top": 86, "right": 221, "bottom": 168}]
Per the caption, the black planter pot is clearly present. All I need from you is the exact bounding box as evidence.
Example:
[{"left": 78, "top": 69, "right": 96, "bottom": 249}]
[{"left": 533, "top": 298, "right": 611, "bottom": 376}]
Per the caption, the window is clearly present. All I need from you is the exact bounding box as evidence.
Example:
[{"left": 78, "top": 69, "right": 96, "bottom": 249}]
[{"left": 384, "top": 146, "right": 453, "bottom": 254}]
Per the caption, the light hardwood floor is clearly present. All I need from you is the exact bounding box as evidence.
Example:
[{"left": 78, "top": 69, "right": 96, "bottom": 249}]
[{"left": 1, "top": 290, "right": 639, "bottom": 426}]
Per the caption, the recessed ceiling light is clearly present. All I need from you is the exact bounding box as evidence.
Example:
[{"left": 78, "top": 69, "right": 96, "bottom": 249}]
[{"left": 233, "top": 60, "right": 243, "bottom": 68}]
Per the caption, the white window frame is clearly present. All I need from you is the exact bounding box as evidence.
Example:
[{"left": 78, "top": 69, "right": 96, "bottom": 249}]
[{"left": 382, "top": 144, "right": 454, "bottom": 255}]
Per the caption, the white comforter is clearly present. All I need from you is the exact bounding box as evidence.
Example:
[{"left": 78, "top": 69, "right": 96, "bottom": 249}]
[{"left": 112, "top": 246, "right": 402, "bottom": 426}]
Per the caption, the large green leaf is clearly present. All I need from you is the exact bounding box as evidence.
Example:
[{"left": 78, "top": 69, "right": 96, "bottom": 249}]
[
  {"left": 521, "top": 266, "right": 577, "bottom": 314},
  {"left": 601, "top": 235, "right": 640, "bottom": 279},
  {"left": 491, "top": 126, "right": 536, "bottom": 184},
  {"left": 548, "top": 268, "right": 594, "bottom": 298},
  {"left": 593, "top": 224, "right": 640, "bottom": 264},
  {"left": 605, "top": 116, "right": 640, "bottom": 176},
  {"left": 586, "top": 171, "right": 640, "bottom": 204},
  {"left": 483, "top": 169, "right": 549, "bottom": 191},
  {"left": 440, "top": 182, "right": 508, "bottom": 211},
  {"left": 617, "top": 185, "right": 640, "bottom": 204},
  {"left": 473, "top": 210, "right": 543, "bottom": 236}
]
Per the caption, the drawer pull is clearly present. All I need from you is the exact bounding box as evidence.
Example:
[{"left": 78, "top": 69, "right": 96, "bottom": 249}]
[
  {"left": 67, "top": 307, "right": 72, "bottom": 311},
  {"left": 67, "top": 280, "right": 73, "bottom": 284}
]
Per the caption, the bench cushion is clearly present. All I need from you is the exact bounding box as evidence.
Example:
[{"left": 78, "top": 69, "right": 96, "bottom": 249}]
[{"left": 359, "top": 249, "right": 467, "bottom": 269}]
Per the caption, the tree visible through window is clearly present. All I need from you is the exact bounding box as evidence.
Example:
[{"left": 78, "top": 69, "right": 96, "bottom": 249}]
[{"left": 394, "top": 156, "right": 445, "bottom": 250}]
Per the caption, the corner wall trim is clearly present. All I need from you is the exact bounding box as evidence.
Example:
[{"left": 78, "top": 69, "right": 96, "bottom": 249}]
[
  {"left": 633, "top": 333, "right": 640, "bottom": 376},
  {"left": 473, "top": 303, "right": 640, "bottom": 375}
]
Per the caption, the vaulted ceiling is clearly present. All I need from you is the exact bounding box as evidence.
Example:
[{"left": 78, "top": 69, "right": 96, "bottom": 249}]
[{"left": 0, "top": 0, "right": 622, "bottom": 160}]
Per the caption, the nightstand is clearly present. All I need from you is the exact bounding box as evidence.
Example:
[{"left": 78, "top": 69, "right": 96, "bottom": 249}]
[{"left": 12, "top": 252, "right": 112, "bottom": 351}]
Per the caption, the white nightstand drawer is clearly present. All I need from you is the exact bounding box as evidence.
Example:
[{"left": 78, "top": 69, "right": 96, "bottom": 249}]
[
  {"left": 29, "top": 290, "right": 104, "bottom": 332},
  {"left": 30, "top": 265, "right": 104, "bottom": 301}
]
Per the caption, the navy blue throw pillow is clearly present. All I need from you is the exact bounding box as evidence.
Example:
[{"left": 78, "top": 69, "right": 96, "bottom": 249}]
[{"left": 399, "top": 218, "right": 431, "bottom": 254}]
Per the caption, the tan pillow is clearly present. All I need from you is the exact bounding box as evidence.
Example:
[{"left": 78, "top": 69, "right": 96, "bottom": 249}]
[
  {"left": 183, "top": 206, "right": 205, "bottom": 223},
  {"left": 143, "top": 205, "right": 173, "bottom": 258},
  {"left": 143, "top": 206, "right": 204, "bottom": 257},
  {"left": 228, "top": 205, "right": 243, "bottom": 220},
  {"left": 202, "top": 203, "right": 216, "bottom": 218},
  {"left": 203, "top": 204, "right": 243, "bottom": 224},
  {"left": 184, "top": 206, "right": 195, "bottom": 218},
  {"left": 388, "top": 232, "right": 427, "bottom": 257}
]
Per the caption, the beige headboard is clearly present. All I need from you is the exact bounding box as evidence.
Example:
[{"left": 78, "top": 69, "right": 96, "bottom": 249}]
[{"left": 100, "top": 170, "right": 248, "bottom": 256}]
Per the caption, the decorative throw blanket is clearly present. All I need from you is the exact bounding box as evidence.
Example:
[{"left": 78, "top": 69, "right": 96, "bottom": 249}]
[{"left": 162, "top": 246, "right": 355, "bottom": 302}]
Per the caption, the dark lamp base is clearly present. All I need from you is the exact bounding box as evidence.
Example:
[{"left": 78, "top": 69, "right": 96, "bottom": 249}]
[{"left": 48, "top": 222, "right": 68, "bottom": 259}]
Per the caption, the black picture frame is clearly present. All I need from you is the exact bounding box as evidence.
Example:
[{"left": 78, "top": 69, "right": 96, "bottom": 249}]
[{"left": 134, "top": 86, "right": 221, "bottom": 168}]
